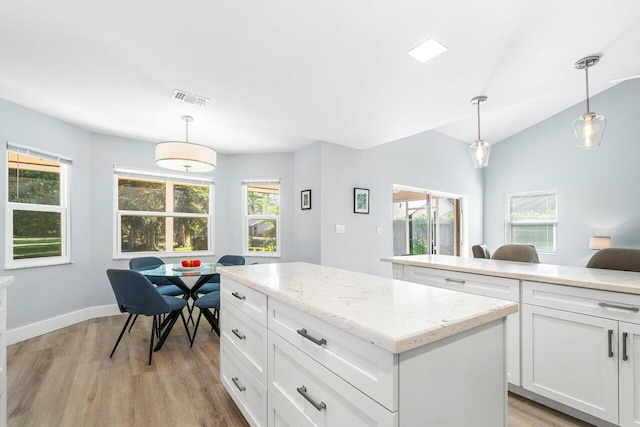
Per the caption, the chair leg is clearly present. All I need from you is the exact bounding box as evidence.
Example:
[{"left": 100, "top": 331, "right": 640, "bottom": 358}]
[
  {"left": 111, "top": 314, "right": 133, "bottom": 358},
  {"left": 190, "top": 310, "right": 203, "bottom": 348},
  {"left": 127, "top": 314, "right": 139, "bottom": 333},
  {"left": 180, "top": 310, "right": 191, "bottom": 344},
  {"left": 148, "top": 316, "right": 156, "bottom": 365}
]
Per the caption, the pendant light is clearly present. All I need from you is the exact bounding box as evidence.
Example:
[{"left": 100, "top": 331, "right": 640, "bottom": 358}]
[
  {"left": 155, "top": 115, "right": 217, "bottom": 172},
  {"left": 572, "top": 55, "right": 606, "bottom": 150},
  {"left": 469, "top": 95, "right": 490, "bottom": 168}
]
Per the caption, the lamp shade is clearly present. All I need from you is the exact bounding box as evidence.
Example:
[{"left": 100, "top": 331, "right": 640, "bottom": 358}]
[
  {"left": 469, "top": 140, "right": 491, "bottom": 168},
  {"left": 589, "top": 236, "right": 611, "bottom": 250},
  {"left": 572, "top": 112, "right": 606, "bottom": 150},
  {"left": 155, "top": 142, "right": 216, "bottom": 172}
]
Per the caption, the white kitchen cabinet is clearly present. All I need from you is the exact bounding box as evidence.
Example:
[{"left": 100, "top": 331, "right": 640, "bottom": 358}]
[
  {"left": 522, "top": 304, "right": 619, "bottom": 424},
  {"left": 0, "top": 286, "right": 6, "bottom": 427},
  {"left": 620, "top": 322, "right": 640, "bottom": 426},
  {"left": 401, "top": 265, "right": 521, "bottom": 386}
]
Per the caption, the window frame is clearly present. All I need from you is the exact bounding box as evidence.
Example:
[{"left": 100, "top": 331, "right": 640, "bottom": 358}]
[
  {"left": 242, "top": 178, "right": 281, "bottom": 258},
  {"left": 113, "top": 167, "right": 215, "bottom": 259},
  {"left": 505, "top": 190, "right": 558, "bottom": 255},
  {"left": 5, "top": 142, "right": 72, "bottom": 269}
]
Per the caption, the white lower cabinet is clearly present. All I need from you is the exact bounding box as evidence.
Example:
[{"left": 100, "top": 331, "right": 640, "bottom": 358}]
[
  {"left": 268, "top": 331, "right": 397, "bottom": 427},
  {"left": 522, "top": 304, "right": 619, "bottom": 424},
  {"left": 620, "top": 322, "right": 640, "bottom": 426},
  {"left": 268, "top": 392, "right": 302, "bottom": 427},
  {"left": 400, "top": 265, "right": 521, "bottom": 386}
]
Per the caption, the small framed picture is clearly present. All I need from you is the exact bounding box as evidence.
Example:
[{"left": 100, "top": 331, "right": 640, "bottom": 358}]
[
  {"left": 301, "top": 189, "right": 311, "bottom": 210},
  {"left": 354, "top": 188, "right": 370, "bottom": 214}
]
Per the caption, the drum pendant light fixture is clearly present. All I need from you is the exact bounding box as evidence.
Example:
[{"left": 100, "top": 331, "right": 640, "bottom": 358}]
[
  {"left": 469, "top": 95, "right": 491, "bottom": 168},
  {"left": 572, "top": 55, "right": 606, "bottom": 150},
  {"left": 155, "top": 115, "right": 217, "bottom": 172}
]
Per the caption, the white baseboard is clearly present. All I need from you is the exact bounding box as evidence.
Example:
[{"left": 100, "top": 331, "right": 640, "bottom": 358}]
[{"left": 7, "top": 304, "right": 121, "bottom": 345}]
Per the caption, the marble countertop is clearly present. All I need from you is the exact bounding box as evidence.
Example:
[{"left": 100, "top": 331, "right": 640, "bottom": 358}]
[
  {"left": 0, "top": 276, "right": 14, "bottom": 289},
  {"left": 382, "top": 255, "right": 640, "bottom": 295},
  {"left": 218, "top": 262, "right": 517, "bottom": 354}
]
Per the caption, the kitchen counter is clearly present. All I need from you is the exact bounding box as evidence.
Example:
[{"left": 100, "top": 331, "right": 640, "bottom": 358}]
[
  {"left": 382, "top": 255, "right": 640, "bottom": 295},
  {"left": 218, "top": 262, "right": 516, "bottom": 353}
]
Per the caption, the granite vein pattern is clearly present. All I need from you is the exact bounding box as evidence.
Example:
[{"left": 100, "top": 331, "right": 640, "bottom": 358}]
[
  {"left": 0, "top": 276, "right": 14, "bottom": 289},
  {"left": 382, "top": 255, "right": 640, "bottom": 295},
  {"left": 218, "top": 262, "right": 517, "bottom": 354}
]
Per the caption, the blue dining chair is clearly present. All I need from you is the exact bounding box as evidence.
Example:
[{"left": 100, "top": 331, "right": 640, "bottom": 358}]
[
  {"left": 190, "top": 291, "right": 220, "bottom": 346},
  {"left": 195, "top": 255, "right": 246, "bottom": 295},
  {"left": 107, "top": 269, "right": 190, "bottom": 365},
  {"left": 129, "top": 257, "right": 185, "bottom": 297}
]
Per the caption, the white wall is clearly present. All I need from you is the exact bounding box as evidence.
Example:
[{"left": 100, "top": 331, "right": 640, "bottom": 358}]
[
  {"left": 0, "top": 98, "right": 94, "bottom": 329},
  {"left": 293, "top": 142, "right": 322, "bottom": 263},
  {"left": 319, "top": 131, "right": 484, "bottom": 277},
  {"left": 484, "top": 79, "right": 640, "bottom": 266}
]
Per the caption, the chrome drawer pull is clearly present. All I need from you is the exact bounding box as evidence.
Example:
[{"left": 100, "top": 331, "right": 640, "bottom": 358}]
[
  {"left": 231, "top": 291, "right": 246, "bottom": 301},
  {"left": 598, "top": 302, "right": 639, "bottom": 312},
  {"left": 232, "top": 329, "right": 246, "bottom": 340},
  {"left": 232, "top": 376, "right": 246, "bottom": 392},
  {"left": 297, "top": 328, "right": 327, "bottom": 346},
  {"left": 297, "top": 386, "right": 326, "bottom": 411},
  {"left": 445, "top": 278, "right": 466, "bottom": 285}
]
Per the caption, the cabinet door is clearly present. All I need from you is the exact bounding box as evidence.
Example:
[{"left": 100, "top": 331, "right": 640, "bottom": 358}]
[
  {"left": 620, "top": 322, "right": 640, "bottom": 426},
  {"left": 522, "top": 304, "right": 619, "bottom": 424}
]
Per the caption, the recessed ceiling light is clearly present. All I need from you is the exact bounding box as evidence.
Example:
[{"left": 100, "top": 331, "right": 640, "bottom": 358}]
[{"left": 408, "top": 38, "right": 448, "bottom": 63}]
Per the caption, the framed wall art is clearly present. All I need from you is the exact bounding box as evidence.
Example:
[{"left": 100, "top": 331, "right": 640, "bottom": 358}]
[
  {"left": 301, "top": 189, "right": 311, "bottom": 210},
  {"left": 354, "top": 188, "right": 369, "bottom": 214}
]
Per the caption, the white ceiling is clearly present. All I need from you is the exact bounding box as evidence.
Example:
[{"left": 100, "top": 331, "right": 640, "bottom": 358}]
[{"left": 1, "top": 1, "right": 640, "bottom": 153}]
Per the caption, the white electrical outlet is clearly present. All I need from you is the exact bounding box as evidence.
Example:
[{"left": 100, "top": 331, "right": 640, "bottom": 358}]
[
  {"left": 336, "top": 224, "right": 346, "bottom": 234},
  {"left": 376, "top": 226, "right": 383, "bottom": 235}
]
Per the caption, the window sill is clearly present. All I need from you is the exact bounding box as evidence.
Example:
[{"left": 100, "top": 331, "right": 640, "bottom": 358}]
[
  {"left": 243, "top": 252, "right": 281, "bottom": 258},
  {"left": 5, "top": 259, "right": 72, "bottom": 270},
  {"left": 114, "top": 251, "right": 215, "bottom": 260}
]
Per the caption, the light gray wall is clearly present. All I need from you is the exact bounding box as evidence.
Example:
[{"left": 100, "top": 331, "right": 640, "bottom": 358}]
[
  {"left": 484, "top": 79, "right": 640, "bottom": 266},
  {"left": 293, "top": 142, "right": 322, "bottom": 263},
  {"left": 0, "top": 98, "right": 94, "bottom": 329},
  {"left": 319, "top": 132, "right": 484, "bottom": 278}
]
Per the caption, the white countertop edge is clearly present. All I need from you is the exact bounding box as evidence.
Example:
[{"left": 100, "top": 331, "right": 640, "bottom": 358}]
[
  {"left": 218, "top": 265, "right": 517, "bottom": 354},
  {"left": 382, "top": 256, "right": 640, "bottom": 295},
  {"left": 0, "top": 276, "right": 14, "bottom": 289}
]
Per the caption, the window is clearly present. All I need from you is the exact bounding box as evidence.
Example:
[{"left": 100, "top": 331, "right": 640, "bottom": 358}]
[
  {"left": 5, "top": 143, "right": 72, "bottom": 269},
  {"left": 242, "top": 179, "right": 280, "bottom": 257},
  {"left": 506, "top": 191, "right": 557, "bottom": 253},
  {"left": 114, "top": 167, "right": 214, "bottom": 258}
]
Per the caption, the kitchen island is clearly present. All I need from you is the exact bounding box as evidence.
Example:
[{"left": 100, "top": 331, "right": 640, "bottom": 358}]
[
  {"left": 217, "top": 262, "right": 517, "bottom": 427},
  {"left": 383, "top": 255, "right": 640, "bottom": 427}
]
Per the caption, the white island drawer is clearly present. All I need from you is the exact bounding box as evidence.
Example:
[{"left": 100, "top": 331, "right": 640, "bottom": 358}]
[
  {"left": 221, "top": 302, "right": 268, "bottom": 385},
  {"left": 268, "top": 331, "right": 398, "bottom": 427},
  {"left": 221, "top": 277, "right": 268, "bottom": 326},
  {"left": 405, "top": 266, "right": 519, "bottom": 301},
  {"left": 523, "top": 280, "right": 640, "bottom": 323},
  {"left": 268, "top": 298, "right": 397, "bottom": 411},
  {"left": 268, "top": 392, "right": 302, "bottom": 427},
  {"left": 220, "top": 343, "right": 267, "bottom": 427}
]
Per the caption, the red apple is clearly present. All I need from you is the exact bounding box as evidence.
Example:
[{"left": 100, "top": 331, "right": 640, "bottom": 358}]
[
  {"left": 182, "top": 259, "right": 192, "bottom": 267},
  {"left": 192, "top": 259, "right": 201, "bottom": 267}
]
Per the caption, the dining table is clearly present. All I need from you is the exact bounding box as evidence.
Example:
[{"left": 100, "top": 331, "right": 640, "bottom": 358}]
[{"left": 135, "top": 262, "right": 222, "bottom": 351}]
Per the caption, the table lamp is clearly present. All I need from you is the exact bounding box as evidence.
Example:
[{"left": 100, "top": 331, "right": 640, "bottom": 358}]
[{"left": 589, "top": 236, "right": 611, "bottom": 250}]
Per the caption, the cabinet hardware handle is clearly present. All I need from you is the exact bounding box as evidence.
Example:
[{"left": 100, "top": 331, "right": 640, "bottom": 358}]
[
  {"left": 608, "top": 329, "right": 614, "bottom": 358},
  {"left": 598, "top": 302, "right": 639, "bottom": 312},
  {"left": 231, "top": 292, "right": 246, "bottom": 301},
  {"left": 445, "top": 278, "right": 466, "bottom": 285},
  {"left": 623, "top": 332, "right": 629, "bottom": 361},
  {"left": 297, "top": 386, "right": 326, "bottom": 411},
  {"left": 297, "top": 328, "right": 327, "bottom": 346},
  {"left": 232, "top": 377, "right": 246, "bottom": 392},
  {"left": 232, "top": 329, "right": 246, "bottom": 340}
]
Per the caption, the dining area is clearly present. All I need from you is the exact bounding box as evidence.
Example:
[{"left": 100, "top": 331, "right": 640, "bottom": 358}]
[{"left": 106, "top": 255, "right": 248, "bottom": 365}]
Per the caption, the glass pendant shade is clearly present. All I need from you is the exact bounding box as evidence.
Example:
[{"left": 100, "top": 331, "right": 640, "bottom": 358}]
[
  {"left": 572, "top": 112, "right": 606, "bottom": 150},
  {"left": 155, "top": 142, "right": 217, "bottom": 172},
  {"left": 469, "top": 139, "right": 491, "bottom": 168}
]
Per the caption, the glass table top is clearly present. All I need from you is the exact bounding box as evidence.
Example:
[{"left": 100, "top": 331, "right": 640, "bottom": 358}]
[{"left": 136, "top": 263, "right": 222, "bottom": 277}]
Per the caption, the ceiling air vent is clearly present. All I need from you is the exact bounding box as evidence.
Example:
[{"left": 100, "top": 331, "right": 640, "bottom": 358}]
[{"left": 171, "top": 89, "right": 209, "bottom": 107}]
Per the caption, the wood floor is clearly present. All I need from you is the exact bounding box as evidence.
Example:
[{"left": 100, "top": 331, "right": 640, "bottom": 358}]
[{"left": 7, "top": 314, "right": 593, "bottom": 427}]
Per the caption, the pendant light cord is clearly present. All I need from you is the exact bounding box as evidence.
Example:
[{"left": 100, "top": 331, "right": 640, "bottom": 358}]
[
  {"left": 477, "top": 101, "right": 481, "bottom": 141},
  {"left": 584, "top": 66, "right": 590, "bottom": 114}
]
